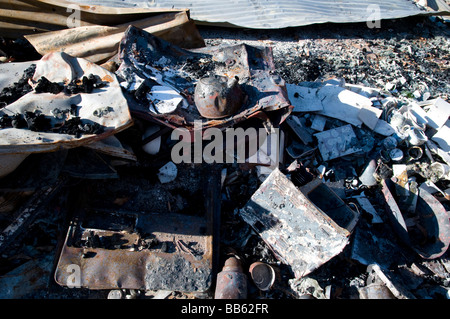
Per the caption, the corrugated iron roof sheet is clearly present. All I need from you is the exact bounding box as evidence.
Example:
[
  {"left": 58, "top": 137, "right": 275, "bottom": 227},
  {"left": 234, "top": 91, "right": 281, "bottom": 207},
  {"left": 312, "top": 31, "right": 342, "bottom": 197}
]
[{"left": 73, "top": 0, "right": 448, "bottom": 29}]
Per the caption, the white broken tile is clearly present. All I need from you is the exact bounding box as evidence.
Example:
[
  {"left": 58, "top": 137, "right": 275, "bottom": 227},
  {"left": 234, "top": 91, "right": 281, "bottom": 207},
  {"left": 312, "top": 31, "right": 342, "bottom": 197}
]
[
  {"left": 419, "top": 98, "right": 450, "bottom": 130},
  {"left": 148, "top": 85, "right": 184, "bottom": 114},
  {"left": 356, "top": 197, "right": 383, "bottom": 224},
  {"left": 245, "top": 130, "right": 279, "bottom": 167},
  {"left": 316, "top": 84, "right": 374, "bottom": 127},
  {"left": 142, "top": 124, "right": 162, "bottom": 155},
  {"left": 373, "top": 119, "right": 396, "bottom": 136},
  {"left": 314, "top": 124, "right": 362, "bottom": 161},
  {"left": 310, "top": 115, "right": 327, "bottom": 131},
  {"left": 345, "top": 83, "right": 381, "bottom": 98},
  {"left": 427, "top": 140, "right": 450, "bottom": 167},
  {"left": 432, "top": 120, "right": 450, "bottom": 153},
  {"left": 358, "top": 105, "right": 383, "bottom": 130},
  {"left": 407, "top": 103, "right": 428, "bottom": 127},
  {"left": 157, "top": 161, "right": 177, "bottom": 184},
  {"left": 286, "top": 84, "right": 323, "bottom": 112}
]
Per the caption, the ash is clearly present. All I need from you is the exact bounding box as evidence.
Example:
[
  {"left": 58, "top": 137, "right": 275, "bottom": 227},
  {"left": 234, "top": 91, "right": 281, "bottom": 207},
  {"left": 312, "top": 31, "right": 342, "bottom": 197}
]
[{"left": 0, "top": 15, "right": 449, "bottom": 301}]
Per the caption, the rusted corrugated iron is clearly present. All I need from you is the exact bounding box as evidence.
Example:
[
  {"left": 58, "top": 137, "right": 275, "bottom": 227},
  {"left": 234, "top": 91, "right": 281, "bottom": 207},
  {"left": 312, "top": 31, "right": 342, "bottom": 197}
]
[
  {"left": 24, "top": 11, "right": 205, "bottom": 64},
  {"left": 73, "top": 0, "right": 449, "bottom": 29},
  {"left": 0, "top": 0, "right": 200, "bottom": 43}
]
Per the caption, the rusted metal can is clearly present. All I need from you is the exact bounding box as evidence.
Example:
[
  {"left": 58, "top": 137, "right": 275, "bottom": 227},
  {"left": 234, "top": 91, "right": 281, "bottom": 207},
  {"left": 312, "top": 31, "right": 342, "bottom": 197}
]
[
  {"left": 214, "top": 257, "right": 247, "bottom": 299},
  {"left": 194, "top": 75, "right": 245, "bottom": 119},
  {"left": 249, "top": 261, "right": 276, "bottom": 291}
]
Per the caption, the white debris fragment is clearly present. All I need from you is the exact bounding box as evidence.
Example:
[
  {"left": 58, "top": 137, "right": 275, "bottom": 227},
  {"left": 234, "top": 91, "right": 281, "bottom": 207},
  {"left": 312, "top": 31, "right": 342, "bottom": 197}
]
[
  {"left": 430, "top": 162, "right": 450, "bottom": 181},
  {"left": 148, "top": 85, "right": 183, "bottom": 114},
  {"left": 358, "top": 105, "right": 383, "bottom": 130},
  {"left": 432, "top": 120, "right": 450, "bottom": 153},
  {"left": 107, "top": 290, "right": 123, "bottom": 299},
  {"left": 366, "top": 264, "right": 416, "bottom": 299},
  {"left": 316, "top": 84, "right": 375, "bottom": 127},
  {"left": 359, "top": 159, "right": 377, "bottom": 187},
  {"left": 419, "top": 97, "right": 450, "bottom": 130},
  {"left": 405, "top": 103, "right": 428, "bottom": 127},
  {"left": 286, "top": 84, "right": 323, "bottom": 112},
  {"left": 356, "top": 197, "right": 383, "bottom": 224},
  {"left": 310, "top": 114, "right": 327, "bottom": 131},
  {"left": 373, "top": 119, "right": 396, "bottom": 136},
  {"left": 345, "top": 83, "right": 381, "bottom": 98},
  {"left": 289, "top": 277, "right": 327, "bottom": 299},
  {"left": 157, "top": 161, "right": 177, "bottom": 184},
  {"left": 314, "top": 124, "right": 362, "bottom": 161},
  {"left": 407, "top": 127, "right": 428, "bottom": 146},
  {"left": 142, "top": 125, "right": 161, "bottom": 155}
]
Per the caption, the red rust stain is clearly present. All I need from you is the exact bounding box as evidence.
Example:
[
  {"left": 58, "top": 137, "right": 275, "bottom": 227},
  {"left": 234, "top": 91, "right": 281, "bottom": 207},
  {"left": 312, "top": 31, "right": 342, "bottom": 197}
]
[
  {"left": 80, "top": 5, "right": 95, "bottom": 11},
  {"left": 102, "top": 75, "right": 114, "bottom": 83}
]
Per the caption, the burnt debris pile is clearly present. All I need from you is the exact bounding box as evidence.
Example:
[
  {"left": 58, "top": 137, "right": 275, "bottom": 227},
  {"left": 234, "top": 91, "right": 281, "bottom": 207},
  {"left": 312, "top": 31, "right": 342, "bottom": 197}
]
[{"left": 0, "top": 11, "right": 449, "bottom": 300}]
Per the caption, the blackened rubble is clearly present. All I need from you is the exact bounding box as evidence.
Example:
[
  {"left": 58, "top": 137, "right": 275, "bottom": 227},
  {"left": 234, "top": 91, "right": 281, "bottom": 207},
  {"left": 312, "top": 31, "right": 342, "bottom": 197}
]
[
  {"left": 34, "top": 76, "right": 63, "bottom": 94},
  {"left": 0, "top": 110, "right": 104, "bottom": 136},
  {"left": 0, "top": 64, "right": 35, "bottom": 107},
  {"left": 0, "top": 72, "right": 109, "bottom": 136},
  {"left": 0, "top": 14, "right": 449, "bottom": 300},
  {"left": 202, "top": 16, "right": 449, "bottom": 101},
  {"left": 64, "top": 74, "right": 106, "bottom": 94},
  {"left": 34, "top": 74, "right": 106, "bottom": 95},
  {"left": 56, "top": 116, "right": 104, "bottom": 137}
]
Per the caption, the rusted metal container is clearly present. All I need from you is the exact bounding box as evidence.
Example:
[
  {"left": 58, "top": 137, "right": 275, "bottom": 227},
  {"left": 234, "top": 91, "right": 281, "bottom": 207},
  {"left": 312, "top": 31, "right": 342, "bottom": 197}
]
[
  {"left": 194, "top": 75, "right": 245, "bottom": 119},
  {"left": 214, "top": 257, "right": 247, "bottom": 299},
  {"left": 249, "top": 261, "right": 276, "bottom": 291}
]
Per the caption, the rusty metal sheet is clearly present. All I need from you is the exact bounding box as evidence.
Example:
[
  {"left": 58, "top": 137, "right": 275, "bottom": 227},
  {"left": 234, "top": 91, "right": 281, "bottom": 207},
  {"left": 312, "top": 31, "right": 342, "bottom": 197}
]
[
  {"left": 25, "top": 11, "right": 205, "bottom": 64},
  {"left": 381, "top": 178, "right": 450, "bottom": 259},
  {"left": 411, "top": 188, "right": 450, "bottom": 259},
  {"left": 0, "top": 51, "right": 133, "bottom": 155},
  {"left": 239, "top": 168, "right": 359, "bottom": 279},
  {"left": 55, "top": 168, "right": 221, "bottom": 292},
  {"left": 117, "top": 26, "right": 292, "bottom": 132},
  {"left": 0, "top": 0, "right": 191, "bottom": 38},
  {"left": 55, "top": 209, "right": 213, "bottom": 291},
  {"left": 381, "top": 179, "right": 411, "bottom": 246},
  {"left": 0, "top": 61, "right": 35, "bottom": 92}
]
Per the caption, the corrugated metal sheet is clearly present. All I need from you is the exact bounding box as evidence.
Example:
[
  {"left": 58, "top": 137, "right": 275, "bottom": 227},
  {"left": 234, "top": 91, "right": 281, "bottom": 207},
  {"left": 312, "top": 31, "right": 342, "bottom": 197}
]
[{"left": 73, "top": 0, "right": 447, "bottom": 29}]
